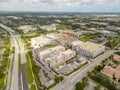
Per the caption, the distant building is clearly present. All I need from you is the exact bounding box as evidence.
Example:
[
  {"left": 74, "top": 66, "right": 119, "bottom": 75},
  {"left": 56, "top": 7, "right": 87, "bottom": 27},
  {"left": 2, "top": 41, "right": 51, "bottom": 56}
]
[
  {"left": 71, "top": 40, "right": 105, "bottom": 58},
  {"left": 17, "top": 25, "right": 37, "bottom": 33},
  {"left": 100, "top": 30, "right": 111, "bottom": 35},
  {"left": 91, "top": 22, "right": 108, "bottom": 26},
  {"left": 6, "top": 16, "right": 22, "bottom": 19},
  {"left": 40, "top": 24, "right": 56, "bottom": 31},
  {"left": 87, "top": 28, "right": 96, "bottom": 31},
  {"left": 46, "top": 33, "right": 59, "bottom": 40},
  {"left": 58, "top": 30, "right": 82, "bottom": 37},
  {"left": 46, "top": 33, "right": 75, "bottom": 44},
  {"left": 55, "top": 19, "right": 62, "bottom": 23},
  {"left": 31, "top": 36, "right": 53, "bottom": 48},
  {"left": 106, "top": 26, "right": 118, "bottom": 31}
]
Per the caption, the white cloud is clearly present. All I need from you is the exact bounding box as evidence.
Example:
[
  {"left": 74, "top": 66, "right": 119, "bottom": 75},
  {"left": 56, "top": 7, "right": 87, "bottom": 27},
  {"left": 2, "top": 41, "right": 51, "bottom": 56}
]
[
  {"left": 0, "top": 0, "right": 120, "bottom": 6},
  {"left": 0, "top": 0, "right": 120, "bottom": 11}
]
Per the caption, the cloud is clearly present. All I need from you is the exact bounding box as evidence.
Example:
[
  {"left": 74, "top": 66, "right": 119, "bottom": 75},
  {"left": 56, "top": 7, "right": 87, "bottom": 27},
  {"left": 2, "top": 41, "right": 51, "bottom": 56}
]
[
  {"left": 0, "top": 0, "right": 120, "bottom": 11},
  {"left": 1, "top": 0, "right": 119, "bottom": 6},
  {"left": 0, "top": 0, "right": 13, "bottom": 1}
]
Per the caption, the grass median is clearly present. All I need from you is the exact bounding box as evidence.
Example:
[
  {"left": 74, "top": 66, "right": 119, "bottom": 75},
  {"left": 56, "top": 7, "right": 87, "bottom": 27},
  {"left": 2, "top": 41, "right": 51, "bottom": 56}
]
[
  {"left": 26, "top": 53, "right": 34, "bottom": 84},
  {"left": 18, "top": 53, "right": 22, "bottom": 72},
  {"left": 26, "top": 51, "right": 42, "bottom": 90}
]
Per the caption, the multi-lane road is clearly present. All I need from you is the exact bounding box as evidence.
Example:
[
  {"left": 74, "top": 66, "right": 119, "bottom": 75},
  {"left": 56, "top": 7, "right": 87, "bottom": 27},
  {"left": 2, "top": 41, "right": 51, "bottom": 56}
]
[
  {"left": 17, "top": 37, "right": 29, "bottom": 90},
  {"left": 0, "top": 23, "right": 29, "bottom": 90},
  {"left": 11, "top": 35, "right": 19, "bottom": 90},
  {"left": 0, "top": 23, "right": 19, "bottom": 90}
]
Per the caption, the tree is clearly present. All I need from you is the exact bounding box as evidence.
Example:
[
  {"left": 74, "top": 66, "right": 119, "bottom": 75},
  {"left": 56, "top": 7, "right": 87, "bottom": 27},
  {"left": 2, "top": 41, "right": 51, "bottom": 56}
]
[
  {"left": 75, "top": 77, "right": 89, "bottom": 90},
  {"left": 94, "top": 85, "right": 101, "bottom": 90},
  {"left": 94, "top": 65, "right": 104, "bottom": 72},
  {"left": 118, "top": 79, "right": 120, "bottom": 83},
  {"left": 113, "top": 73, "right": 116, "bottom": 81},
  {"left": 75, "top": 82, "right": 82, "bottom": 90}
]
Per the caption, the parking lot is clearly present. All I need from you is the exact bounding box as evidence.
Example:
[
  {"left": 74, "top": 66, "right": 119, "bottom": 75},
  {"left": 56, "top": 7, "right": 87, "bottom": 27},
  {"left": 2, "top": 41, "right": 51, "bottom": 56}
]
[{"left": 57, "top": 57, "right": 88, "bottom": 75}]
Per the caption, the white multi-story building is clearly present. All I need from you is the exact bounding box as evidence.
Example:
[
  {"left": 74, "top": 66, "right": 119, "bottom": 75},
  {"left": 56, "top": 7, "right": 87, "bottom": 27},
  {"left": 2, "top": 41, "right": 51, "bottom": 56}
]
[
  {"left": 38, "top": 45, "right": 76, "bottom": 68},
  {"left": 60, "top": 49, "right": 76, "bottom": 61},
  {"left": 45, "top": 49, "right": 76, "bottom": 67},
  {"left": 38, "top": 45, "right": 65, "bottom": 60},
  {"left": 31, "top": 36, "right": 53, "bottom": 48},
  {"left": 71, "top": 41, "right": 105, "bottom": 58}
]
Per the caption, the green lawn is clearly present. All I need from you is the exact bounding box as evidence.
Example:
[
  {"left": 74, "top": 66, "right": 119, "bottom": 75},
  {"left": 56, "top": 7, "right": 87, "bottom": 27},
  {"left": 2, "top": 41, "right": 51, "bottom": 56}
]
[
  {"left": 26, "top": 53, "right": 34, "bottom": 84},
  {"left": 0, "top": 58, "right": 10, "bottom": 73},
  {"left": 57, "top": 24, "right": 67, "bottom": 30},
  {"left": 26, "top": 52, "right": 42, "bottom": 90},
  {"left": 30, "top": 84, "right": 36, "bottom": 90},
  {"left": 23, "top": 33, "right": 40, "bottom": 39},
  {"left": 18, "top": 53, "right": 22, "bottom": 72},
  {"left": 114, "top": 37, "right": 120, "bottom": 42},
  {"left": 0, "top": 28, "right": 11, "bottom": 90},
  {"left": 82, "top": 35, "right": 95, "bottom": 41},
  {"left": 0, "top": 58, "right": 10, "bottom": 90},
  {"left": 29, "top": 52, "right": 42, "bottom": 88},
  {"left": 0, "top": 75, "right": 6, "bottom": 89}
]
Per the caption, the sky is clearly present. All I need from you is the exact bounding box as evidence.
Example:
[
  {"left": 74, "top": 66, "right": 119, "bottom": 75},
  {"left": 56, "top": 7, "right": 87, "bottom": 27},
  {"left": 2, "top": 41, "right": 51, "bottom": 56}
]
[{"left": 0, "top": 0, "right": 120, "bottom": 12}]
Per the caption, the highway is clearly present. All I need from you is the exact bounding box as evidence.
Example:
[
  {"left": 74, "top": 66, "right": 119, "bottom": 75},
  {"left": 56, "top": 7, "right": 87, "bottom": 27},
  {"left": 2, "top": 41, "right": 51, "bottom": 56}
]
[
  {"left": 0, "top": 23, "right": 19, "bottom": 90},
  {"left": 17, "top": 37, "right": 29, "bottom": 90},
  {"left": 52, "top": 50, "right": 115, "bottom": 90},
  {"left": 11, "top": 36, "right": 19, "bottom": 90},
  {"left": 0, "top": 23, "right": 29, "bottom": 90}
]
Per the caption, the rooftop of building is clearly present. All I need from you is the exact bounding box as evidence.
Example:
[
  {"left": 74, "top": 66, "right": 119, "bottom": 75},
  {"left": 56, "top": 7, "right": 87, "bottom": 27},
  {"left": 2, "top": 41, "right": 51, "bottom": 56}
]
[
  {"left": 18, "top": 25, "right": 37, "bottom": 31},
  {"left": 39, "top": 45, "right": 65, "bottom": 55},
  {"left": 113, "top": 54, "right": 120, "bottom": 61},
  {"left": 72, "top": 40, "right": 104, "bottom": 53},
  {"left": 103, "top": 65, "right": 120, "bottom": 77},
  {"left": 82, "top": 42, "right": 104, "bottom": 52},
  {"left": 102, "top": 65, "right": 115, "bottom": 76},
  {"left": 31, "top": 36, "right": 52, "bottom": 43},
  {"left": 60, "top": 49, "right": 75, "bottom": 55},
  {"left": 71, "top": 40, "right": 84, "bottom": 46}
]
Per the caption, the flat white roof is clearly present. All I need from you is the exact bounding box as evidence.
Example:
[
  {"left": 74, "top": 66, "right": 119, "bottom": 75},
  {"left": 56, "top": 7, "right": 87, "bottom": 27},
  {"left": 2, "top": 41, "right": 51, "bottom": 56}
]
[
  {"left": 39, "top": 45, "right": 65, "bottom": 56},
  {"left": 71, "top": 40, "right": 84, "bottom": 46},
  {"left": 31, "top": 36, "right": 52, "bottom": 44},
  {"left": 81, "top": 42, "right": 103, "bottom": 52},
  {"left": 60, "top": 49, "right": 74, "bottom": 55},
  {"left": 72, "top": 40, "right": 105, "bottom": 53}
]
